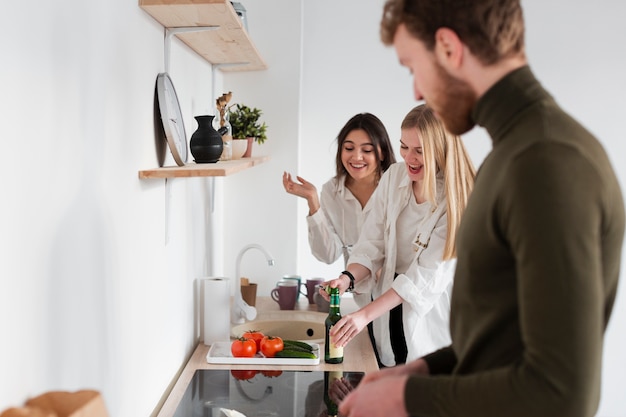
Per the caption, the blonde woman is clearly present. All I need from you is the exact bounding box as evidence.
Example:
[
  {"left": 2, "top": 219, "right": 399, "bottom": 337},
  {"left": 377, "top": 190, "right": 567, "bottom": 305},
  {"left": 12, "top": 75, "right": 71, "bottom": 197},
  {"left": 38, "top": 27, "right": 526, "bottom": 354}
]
[{"left": 323, "top": 104, "right": 475, "bottom": 366}]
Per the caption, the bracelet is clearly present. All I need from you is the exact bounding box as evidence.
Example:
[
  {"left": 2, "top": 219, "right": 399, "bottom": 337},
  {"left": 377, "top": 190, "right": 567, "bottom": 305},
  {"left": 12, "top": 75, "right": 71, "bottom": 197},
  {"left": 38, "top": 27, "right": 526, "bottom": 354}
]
[{"left": 341, "top": 270, "right": 355, "bottom": 292}]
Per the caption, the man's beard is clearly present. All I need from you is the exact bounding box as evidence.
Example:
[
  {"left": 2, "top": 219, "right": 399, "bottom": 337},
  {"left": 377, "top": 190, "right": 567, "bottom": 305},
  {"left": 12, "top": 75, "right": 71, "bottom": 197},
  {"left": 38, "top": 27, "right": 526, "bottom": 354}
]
[{"left": 429, "top": 61, "right": 477, "bottom": 135}]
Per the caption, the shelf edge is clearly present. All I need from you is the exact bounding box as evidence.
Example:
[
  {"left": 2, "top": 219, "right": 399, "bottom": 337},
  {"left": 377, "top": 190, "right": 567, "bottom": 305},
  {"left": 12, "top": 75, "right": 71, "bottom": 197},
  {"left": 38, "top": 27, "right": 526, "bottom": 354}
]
[{"left": 138, "top": 156, "right": 270, "bottom": 179}]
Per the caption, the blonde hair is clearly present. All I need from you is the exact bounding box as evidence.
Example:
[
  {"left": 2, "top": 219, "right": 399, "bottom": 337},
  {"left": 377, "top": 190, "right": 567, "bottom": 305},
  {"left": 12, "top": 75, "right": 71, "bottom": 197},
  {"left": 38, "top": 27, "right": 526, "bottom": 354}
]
[{"left": 402, "top": 105, "right": 476, "bottom": 259}]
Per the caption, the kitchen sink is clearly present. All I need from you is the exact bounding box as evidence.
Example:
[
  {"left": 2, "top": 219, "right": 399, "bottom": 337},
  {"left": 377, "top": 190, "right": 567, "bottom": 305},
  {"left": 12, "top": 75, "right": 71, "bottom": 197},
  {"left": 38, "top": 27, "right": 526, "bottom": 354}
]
[{"left": 230, "top": 310, "right": 326, "bottom": 343}]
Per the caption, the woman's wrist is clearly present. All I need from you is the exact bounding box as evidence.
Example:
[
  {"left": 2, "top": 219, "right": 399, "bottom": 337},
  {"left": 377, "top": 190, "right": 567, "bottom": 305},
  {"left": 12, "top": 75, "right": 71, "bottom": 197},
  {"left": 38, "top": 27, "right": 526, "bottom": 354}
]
[
  {"left": 307, "top": 197, "right": 320, "bottom": 216},
  {"left": 341, "top": 270, "right": 355, "bottom": 292}
]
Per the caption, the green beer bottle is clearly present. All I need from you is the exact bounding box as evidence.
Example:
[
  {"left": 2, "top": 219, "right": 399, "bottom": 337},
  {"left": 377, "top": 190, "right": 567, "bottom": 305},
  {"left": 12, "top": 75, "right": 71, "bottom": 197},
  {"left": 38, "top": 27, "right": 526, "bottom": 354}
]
[
  {"left": 323, "top": 370, "right": 342, "bottom": 417},
  {"left": 324, "top": 287, "right": 344, "bottom": 364}
]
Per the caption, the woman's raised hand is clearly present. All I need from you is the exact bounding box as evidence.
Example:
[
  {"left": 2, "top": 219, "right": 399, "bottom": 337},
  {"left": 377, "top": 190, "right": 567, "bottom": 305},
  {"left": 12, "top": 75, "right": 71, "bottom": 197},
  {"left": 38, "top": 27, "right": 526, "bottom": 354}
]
[{"left": 282, "top": 172, "right": 320, "bottom": 214}]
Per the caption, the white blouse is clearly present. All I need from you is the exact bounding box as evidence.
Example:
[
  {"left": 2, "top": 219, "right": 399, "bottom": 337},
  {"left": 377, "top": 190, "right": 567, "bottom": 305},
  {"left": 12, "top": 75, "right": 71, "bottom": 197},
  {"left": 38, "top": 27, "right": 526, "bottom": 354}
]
[
  {"left": 348, "top": 162, "right": 454, "bottom": 366},
  {"left": 306, "top": 175, "right": 374, "bottom": 308},
  {"left": 306, "top": 175, "right": 371, "bottom": 266}
]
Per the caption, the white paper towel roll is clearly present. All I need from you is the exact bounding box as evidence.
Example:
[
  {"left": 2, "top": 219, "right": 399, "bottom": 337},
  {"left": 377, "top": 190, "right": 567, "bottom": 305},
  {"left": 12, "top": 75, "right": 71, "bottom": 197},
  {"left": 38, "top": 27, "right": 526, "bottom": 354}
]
[{"left": 202, "top": 277, "right": 231, "bottom": 345}]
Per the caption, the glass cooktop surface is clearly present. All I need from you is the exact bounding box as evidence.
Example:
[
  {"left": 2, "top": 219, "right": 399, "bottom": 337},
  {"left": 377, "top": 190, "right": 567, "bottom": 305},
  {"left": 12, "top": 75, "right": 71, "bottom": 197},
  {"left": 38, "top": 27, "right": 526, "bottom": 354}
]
[{"left": 173, "top": 369, "right": 364, "bottom": 417}]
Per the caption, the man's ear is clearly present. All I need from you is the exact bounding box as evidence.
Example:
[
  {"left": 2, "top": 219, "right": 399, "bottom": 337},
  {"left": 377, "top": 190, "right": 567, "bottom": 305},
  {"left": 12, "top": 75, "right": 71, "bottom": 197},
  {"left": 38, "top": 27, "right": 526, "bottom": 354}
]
[{"left": 434, "top": 27, "right": 464, "bottom": 71}]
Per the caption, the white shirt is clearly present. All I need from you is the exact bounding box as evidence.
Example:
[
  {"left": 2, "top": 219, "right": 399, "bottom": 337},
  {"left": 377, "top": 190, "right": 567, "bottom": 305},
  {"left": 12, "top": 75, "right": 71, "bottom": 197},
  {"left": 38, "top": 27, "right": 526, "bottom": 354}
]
[
  {"left": 306, "top": 175, "right": 373, "bottom": 308},
  {"left": 306, "top": 175, "right": 371, "bottom": 267},
  {"left": 348, "top": 162, "right": 454, "bottom": 366}
]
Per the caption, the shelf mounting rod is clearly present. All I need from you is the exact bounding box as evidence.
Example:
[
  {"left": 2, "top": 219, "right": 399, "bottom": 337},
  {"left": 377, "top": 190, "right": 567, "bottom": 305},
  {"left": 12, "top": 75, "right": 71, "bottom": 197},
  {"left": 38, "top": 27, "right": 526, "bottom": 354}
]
[{"left": 164, "top": 26, "right": 220, "bottom": 73}]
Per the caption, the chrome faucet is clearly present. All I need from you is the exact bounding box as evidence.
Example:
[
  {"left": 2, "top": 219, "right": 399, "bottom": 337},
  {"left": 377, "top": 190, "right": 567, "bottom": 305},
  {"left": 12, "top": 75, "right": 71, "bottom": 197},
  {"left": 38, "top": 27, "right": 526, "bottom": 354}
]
[{"left": 232, "top": 243, "right": 275, "bottom": 324}]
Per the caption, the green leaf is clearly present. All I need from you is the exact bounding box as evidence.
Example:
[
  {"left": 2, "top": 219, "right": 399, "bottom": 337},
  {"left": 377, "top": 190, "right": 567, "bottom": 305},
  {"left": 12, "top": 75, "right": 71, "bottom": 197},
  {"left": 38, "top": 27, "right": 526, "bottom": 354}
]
[{"left": 228, "top": 104, "right": 268, "bottom": 144}]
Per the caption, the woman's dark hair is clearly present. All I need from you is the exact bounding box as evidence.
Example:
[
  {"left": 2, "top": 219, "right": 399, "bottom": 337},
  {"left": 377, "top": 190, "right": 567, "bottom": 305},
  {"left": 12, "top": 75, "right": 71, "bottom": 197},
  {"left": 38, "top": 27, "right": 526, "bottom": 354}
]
[{"left": 334, "top": 113, "right": 396, "bottom": 180}]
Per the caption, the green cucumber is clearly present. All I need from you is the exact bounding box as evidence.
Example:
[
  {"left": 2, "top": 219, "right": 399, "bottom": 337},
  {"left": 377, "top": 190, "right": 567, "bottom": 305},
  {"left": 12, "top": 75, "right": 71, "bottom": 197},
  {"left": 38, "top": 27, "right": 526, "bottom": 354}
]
[
  {"left": 281, "top": 345, "right": 313, "bottom": 354},
  {"left": 283, "top": 340, "right": 315, "bottom": 351},
  {"left": 275, "top": 349, "right": 317, "bottom": 359}
]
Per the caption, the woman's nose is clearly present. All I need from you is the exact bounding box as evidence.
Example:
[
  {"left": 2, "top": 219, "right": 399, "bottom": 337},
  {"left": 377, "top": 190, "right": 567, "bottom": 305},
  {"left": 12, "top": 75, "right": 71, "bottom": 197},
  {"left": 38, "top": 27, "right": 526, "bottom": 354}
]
[{"left": 404, "top": 148, "right": 420, "bottom": 160}]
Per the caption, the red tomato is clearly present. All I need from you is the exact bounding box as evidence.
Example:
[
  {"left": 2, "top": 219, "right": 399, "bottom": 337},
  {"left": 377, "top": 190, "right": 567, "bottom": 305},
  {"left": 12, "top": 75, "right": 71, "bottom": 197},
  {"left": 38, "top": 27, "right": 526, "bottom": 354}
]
[
  {"left": 260, "top": 336, "right": 284, "bottom": 358},
  {"left": 230, "top": 369, "right": 258, "bottom": 381},
  {"left": 231, "top": 337, "right": 257, "bottom": 357},
  {"left": 242, "top": 330, "right": 265, "bottom": 352},
  {"left": 261, "top": 370, "right": 283, "bottom": 378}
]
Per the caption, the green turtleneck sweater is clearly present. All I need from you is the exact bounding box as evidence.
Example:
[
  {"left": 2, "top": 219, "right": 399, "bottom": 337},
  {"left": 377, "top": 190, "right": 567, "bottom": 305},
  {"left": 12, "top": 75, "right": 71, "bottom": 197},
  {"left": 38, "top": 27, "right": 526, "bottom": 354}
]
[{"left": 406, "top": 67, "right": 625, "bottom": 416}]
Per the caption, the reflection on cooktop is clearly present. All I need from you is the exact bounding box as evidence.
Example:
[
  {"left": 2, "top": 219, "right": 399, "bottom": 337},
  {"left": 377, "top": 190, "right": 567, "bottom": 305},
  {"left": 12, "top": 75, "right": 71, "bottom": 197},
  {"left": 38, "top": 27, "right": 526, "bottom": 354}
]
[{"left": 173, "top": 369, "right": 364, "bottom": 417}]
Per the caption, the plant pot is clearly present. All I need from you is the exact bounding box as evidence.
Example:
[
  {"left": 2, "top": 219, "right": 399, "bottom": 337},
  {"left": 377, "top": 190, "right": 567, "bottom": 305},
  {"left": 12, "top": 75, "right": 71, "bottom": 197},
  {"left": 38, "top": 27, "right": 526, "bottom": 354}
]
[
  {"left": 231, "top": 138, "right": 248, "bottom": 160},
  {"left": 243, "top": 137, "right": 254, "bottom": 158}
]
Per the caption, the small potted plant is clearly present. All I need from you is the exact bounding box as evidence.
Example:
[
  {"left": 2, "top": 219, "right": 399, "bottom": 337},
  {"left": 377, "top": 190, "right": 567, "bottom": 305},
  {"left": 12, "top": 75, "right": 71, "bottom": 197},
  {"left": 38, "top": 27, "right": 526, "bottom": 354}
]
[{"left": 228, "top": 104, "right": 268, "bottom": 158}]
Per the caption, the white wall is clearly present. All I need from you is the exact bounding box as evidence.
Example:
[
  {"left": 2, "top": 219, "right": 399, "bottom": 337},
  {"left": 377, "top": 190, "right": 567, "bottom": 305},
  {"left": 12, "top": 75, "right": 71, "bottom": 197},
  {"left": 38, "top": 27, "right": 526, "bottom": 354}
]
[
  {"left": 1, "top": 1, "right": 624, "bottom": 416},
  {"left": 219, "top": 0, "right": 303, "bottom": 298},
  {"left": 1, "top": 0, "right": 215, "bottom": 415}
]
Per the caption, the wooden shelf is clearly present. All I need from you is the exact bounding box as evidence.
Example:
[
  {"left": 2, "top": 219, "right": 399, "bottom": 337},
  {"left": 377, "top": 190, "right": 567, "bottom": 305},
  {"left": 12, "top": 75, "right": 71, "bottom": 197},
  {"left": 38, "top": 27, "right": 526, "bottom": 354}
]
[
  {"left": 139, "top": 0, "right": 267, "bottom": 72},
  {"left": 138, "top": 155, "right": 269, "bottom": 179}
]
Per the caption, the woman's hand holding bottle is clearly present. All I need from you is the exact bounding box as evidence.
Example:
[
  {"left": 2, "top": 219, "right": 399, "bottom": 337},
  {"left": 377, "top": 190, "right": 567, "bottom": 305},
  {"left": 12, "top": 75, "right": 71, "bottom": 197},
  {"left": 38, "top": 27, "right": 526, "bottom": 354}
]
[
  {"left": 330, "top": 311, "right": 369, "bottom": 348},
  {"left": 318, "top": 274, "right": 352, "bottom": 301}
]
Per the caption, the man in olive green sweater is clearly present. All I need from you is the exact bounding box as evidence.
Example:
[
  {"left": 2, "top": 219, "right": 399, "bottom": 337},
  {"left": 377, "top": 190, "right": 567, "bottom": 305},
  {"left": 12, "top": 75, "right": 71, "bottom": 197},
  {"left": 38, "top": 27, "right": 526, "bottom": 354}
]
[{"left": 339, "top": 1, "right": 625, "bottom": 417}]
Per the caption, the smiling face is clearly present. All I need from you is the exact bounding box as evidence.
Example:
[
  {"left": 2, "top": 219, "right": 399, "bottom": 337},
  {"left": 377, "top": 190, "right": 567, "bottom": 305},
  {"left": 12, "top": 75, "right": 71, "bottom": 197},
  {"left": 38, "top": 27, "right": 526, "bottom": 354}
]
[
  {"left": 393, "top": 24, "right": 477, "bottom": 135},
  {"left": 341, "top": 128, "right": 380, "bottom": 183},
  {"left": 399, "top": 127, "right": 424, "bottom": 183}
]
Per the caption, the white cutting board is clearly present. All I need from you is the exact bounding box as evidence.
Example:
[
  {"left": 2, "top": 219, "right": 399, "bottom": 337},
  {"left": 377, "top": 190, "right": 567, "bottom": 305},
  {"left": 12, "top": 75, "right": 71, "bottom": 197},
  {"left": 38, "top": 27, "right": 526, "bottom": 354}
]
[{"left": 206, "top": 342, "right": 321, "bottom": 365}]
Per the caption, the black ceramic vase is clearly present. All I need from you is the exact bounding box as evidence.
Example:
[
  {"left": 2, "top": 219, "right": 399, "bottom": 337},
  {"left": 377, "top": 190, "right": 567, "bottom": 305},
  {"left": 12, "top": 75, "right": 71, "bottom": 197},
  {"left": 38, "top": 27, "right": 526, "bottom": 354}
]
[{"left": 190, "top": 115, "right": 223, "bottom": 163}]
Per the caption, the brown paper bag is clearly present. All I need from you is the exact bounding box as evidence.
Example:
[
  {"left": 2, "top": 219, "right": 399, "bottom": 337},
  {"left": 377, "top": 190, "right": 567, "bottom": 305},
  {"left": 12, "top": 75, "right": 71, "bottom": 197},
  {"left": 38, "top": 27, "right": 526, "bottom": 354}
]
[
  {"left": 240, "top": 277, "right": 257, "bottom": 306},
  {"left": 25, "top": 390, "right": 108, "bottom": 417},
  {"left": 1, "top": 407, "right": 56, "bottom": 417}
]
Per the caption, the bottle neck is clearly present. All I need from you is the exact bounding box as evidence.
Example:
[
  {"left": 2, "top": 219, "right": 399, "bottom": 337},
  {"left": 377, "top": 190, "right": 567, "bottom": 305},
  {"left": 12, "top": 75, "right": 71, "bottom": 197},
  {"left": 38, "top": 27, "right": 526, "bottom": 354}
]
[{"left": 329, "top": 293, "right": 341, "bottom": 313}]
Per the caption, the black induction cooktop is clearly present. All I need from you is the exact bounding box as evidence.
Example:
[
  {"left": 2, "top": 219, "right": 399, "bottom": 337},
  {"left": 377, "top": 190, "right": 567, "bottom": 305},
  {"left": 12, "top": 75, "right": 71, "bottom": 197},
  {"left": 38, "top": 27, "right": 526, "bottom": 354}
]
[{"left": 173, "top": 369, "right": 364, "bottom": 417}]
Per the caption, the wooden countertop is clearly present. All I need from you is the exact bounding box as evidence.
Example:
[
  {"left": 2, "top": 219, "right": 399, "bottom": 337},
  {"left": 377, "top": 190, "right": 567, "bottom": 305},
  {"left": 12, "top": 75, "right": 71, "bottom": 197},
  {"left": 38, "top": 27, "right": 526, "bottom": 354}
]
[{"left": 155, "top": 296, "right": 379, "bottom": 417}]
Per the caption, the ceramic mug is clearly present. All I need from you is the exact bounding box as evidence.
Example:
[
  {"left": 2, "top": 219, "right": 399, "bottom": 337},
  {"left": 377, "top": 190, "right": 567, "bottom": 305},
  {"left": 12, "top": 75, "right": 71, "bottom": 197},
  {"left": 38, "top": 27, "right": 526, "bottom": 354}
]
[
  {"left": 305, "top": 278, "right": 325, "bottom": 304},
  {"left": 278, "top": 275, "right": 304, "bottom": 301},
  {"left": 313, "top": 291, "right": 330, "bottom": 313},
  {"left": 271, "top": 280, "right": 299, "bottom": 310}
]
